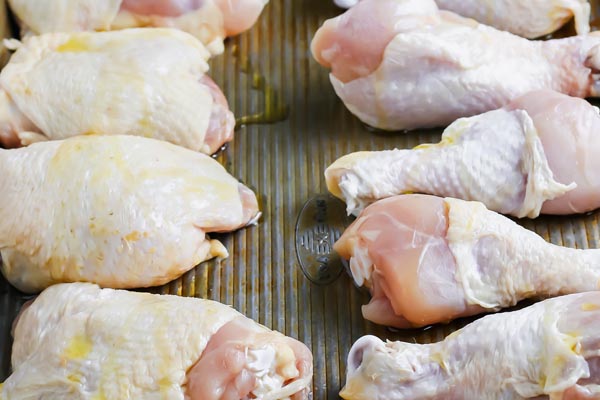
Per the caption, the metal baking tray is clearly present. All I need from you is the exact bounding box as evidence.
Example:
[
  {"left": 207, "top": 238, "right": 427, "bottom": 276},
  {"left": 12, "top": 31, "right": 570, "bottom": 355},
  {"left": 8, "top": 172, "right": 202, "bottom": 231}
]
[{"left": 3, "top": 1, "right": 600, "bottom": 398}]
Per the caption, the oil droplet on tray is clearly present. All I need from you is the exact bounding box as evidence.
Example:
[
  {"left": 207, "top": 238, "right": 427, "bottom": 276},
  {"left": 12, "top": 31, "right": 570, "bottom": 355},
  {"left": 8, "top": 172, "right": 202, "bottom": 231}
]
[{"left": 234, "top": 55, "right": 289, "bottom": 126}]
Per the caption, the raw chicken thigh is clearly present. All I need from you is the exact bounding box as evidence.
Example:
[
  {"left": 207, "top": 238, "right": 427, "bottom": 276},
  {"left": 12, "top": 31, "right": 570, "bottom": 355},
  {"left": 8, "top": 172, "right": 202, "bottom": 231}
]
[
  {"left": 7, "top": 0, "right": 269, "bottom": 55},
  {"left": 0, "top": 135, "right": 259, "bottom": 293},
  {"left": 333, "top": 0, "right": 590, "bottom": 39},
  {"left": 327, "top": 90, "right": 600, "bottom": 218},
  {"left": 2, "top": 283, "right": 313, "bottom": 399},
  {"left": 335, "top": 194, "right": 600, "bottom": 328},
  {"left": 0, "top": 28, "right": 234, "bottom": 154},
  {"left": 341, "top": 292, "right": 600, "bottom": 400},
  {"left": 312, "top": 0, "right": 600, "bottom": 131}
]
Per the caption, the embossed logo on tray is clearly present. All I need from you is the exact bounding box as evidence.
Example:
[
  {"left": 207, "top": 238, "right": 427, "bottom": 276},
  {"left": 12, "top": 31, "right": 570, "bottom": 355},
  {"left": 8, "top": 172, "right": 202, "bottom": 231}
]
[{"left": 295, "top": 194, "right": 353, "bottom": 285}]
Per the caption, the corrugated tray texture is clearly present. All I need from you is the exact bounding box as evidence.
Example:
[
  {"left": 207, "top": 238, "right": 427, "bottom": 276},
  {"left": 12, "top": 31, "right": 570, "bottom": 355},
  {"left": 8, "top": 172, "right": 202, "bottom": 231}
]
[{"left": 3, "top": 1, "right": 600, "bottom": 398}]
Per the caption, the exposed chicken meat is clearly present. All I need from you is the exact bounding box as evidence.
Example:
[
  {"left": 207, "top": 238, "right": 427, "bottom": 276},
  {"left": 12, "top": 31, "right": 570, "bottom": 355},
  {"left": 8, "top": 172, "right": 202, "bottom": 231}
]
[
  {"left": 200, "top": 74, "right": 236, "bottom": 153},
  {"left": 312, "top": 0, "right": 600, "bottom": 131},
  {"left": 312, "top": 0, "right": 439, "bottom": 84},
  {"left": 188, "top": 317, "right": 313, "bottom": 400},
  {"left": 326, "top": 90, "right": 600, "bottom": 218},
  {"left": 120, "top": 0, "right": 205, "bottom": 17},
  {"left": 0, "top": 135, "right": 260, "bottom": 293},
  {"left": 118, "top": 0, "right": 267, "bottom": 36},
  {"left": 341, "top": 292, "right": 600, "bottom": 399},
  {"left": 2, "top": 283, "right": 313, "bottom": 399},
  {"left": 335, "top": 194, "right": 600, "bottom": 328},
  {"left": 0, "top": 28, "right": 235, "bottom": 154},
  {"left": 8, "top": 0, "right": 269, "bottom": 54}
]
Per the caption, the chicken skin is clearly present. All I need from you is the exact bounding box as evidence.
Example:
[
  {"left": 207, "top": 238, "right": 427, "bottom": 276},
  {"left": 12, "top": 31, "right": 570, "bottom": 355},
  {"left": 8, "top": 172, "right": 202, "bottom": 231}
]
[
  {"left": 335, "top": 194, "right": 600, "bottom": 328},
  {"left": 342, "top": 292, "right": 600, "bottom": 399},
  {"left": 8, "top": 0, "right": 269, "bottom": 55},
  {"left": 312, "top": 0, "right": 600, "bottom": 131},
  {"left": 2, "top": 283, "right": 313, "bottom": 399},
  {"left": 435, "top": 0, "right": 591, "bottom": 38},
  {"left": 327, "top": 90, "right": 600, "bottom": 218},
  {"left": 334, "top": 0, "right": 590, "bottom": 39},
  {"left": 0, "top": 28, "right": 234, "bottom": 153},
  {"left": 0, "top": 135, "right": 259, "bottom": 293}
]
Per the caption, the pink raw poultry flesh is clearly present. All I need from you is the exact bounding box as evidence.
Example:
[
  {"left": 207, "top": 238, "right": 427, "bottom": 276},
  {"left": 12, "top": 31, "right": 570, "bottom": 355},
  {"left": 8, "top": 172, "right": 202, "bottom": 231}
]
[
  {"left": 312, "top": 0, "right": 600, "bottom": 131},
  {"left": 336, "top": 194, "right": 600, "bottom": 328}
]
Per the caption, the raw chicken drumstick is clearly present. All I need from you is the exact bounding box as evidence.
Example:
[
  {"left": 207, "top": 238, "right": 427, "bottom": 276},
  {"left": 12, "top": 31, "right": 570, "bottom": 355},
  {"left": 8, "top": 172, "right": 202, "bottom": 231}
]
[
  {"left": 0, "top": 28, "right": 234, "bottom": 154},
  {"left": 334, "top": 0, "right": 590, "bottom": 39},
  {"left": 8, "top": 0, "right": 269, "bottom": 55},
  {"left": 0, "top": 135, "right": 259, "bottom": 293},
  {"left": 434, "top": 0, "right": 590, "bottom": 38},
  {"left": 341, "top": 292, "right": 600, "bottom": 400},
  {"left": 2, "top": 283, "right": 313, "bottom": 399},
  {"left": 327, "top": 90, "right": 600, "bottom": 218},
  {"left": 312, "top": 0, "right": 600, "bottom": 131},
  {"left": 335, "top": 194, "right": 600, "bottom": 328}
]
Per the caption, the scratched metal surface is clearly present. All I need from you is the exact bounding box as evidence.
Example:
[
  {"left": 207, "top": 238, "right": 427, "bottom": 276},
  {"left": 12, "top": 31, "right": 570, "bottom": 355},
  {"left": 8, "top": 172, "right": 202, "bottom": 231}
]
[{"left": 2, "top": 1, "right": 600, "bottom": 399}]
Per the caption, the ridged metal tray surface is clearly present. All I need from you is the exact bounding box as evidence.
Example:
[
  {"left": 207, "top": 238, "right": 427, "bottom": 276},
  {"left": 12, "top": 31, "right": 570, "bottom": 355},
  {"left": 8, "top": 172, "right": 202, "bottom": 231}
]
[{"left": 3, "top": 1, "right": 600, "bottom": 398}]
